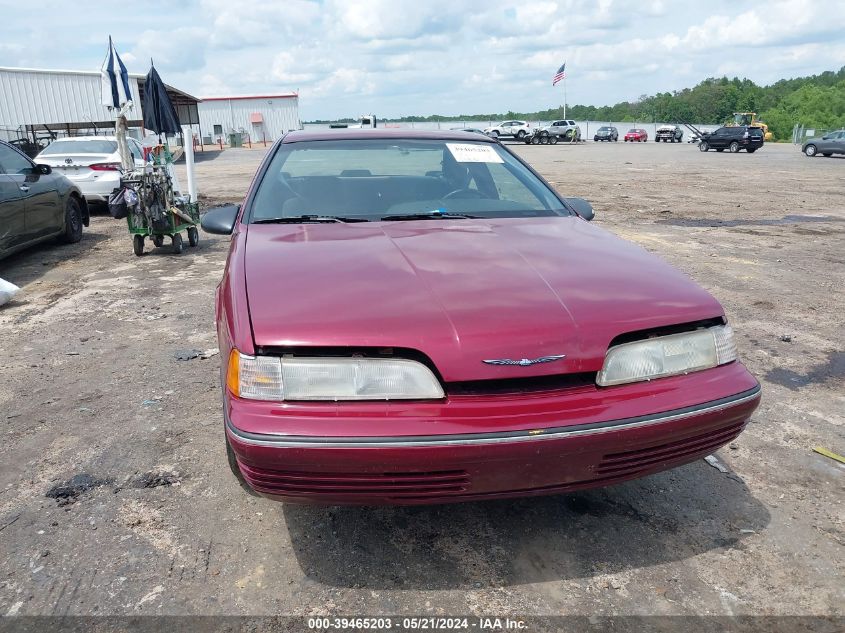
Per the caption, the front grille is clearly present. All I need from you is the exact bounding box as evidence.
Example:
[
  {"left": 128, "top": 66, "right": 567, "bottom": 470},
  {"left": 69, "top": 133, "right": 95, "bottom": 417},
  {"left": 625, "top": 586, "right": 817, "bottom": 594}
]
[
  {"left": 595, "top": 420, "right": 745, "bottom": 476},
  {"left": 447, "top": 372, "right": 596, "bottom": 396},
  {"left": 238, "top": 464, "right": 471, "bottom": 499}
]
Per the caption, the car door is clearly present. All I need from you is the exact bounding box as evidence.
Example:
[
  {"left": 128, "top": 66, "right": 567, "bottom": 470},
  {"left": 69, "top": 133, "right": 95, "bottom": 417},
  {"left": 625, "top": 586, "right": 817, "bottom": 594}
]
[
  {"left": 709, "top": 128, "right": 726, "bottom": 149},
  {"left": 0, "top": 173, "right": 27, "bottom": 256},
  {"left": 825, "top": 131, "right": 845, "bottom": 154},
  {"left": 0, "top": 143, "right": 62, "bottom": 240}
]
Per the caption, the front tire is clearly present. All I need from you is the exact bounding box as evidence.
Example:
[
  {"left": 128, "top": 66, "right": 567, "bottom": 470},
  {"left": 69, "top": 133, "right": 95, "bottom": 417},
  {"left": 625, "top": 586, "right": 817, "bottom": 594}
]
[
  {"left": 132, "top": 234, "right": 144, "bottom": 256},
  {"left": 187, "top": 226, "right": 199, "bottom": 247},
  {"left": 516, "top": 130, "right": 526, "bottom": 140},
  {"left": 804, "top": 144, "right": 817, "bottom": 157},
  {"left": 729, "top": 141, "right": 740, "bottom": 153},
  {"left": 699, "top": 142, "right": 709, "bottom": 152},
  {"left": 60, "top": 197, "right": 84, "bottom": 243},
  {"left": 549, "top": 135, "right": 558, "bottom": 145},
  {"left": 172, "top": 232, "right": 183, "bottom": 254}
]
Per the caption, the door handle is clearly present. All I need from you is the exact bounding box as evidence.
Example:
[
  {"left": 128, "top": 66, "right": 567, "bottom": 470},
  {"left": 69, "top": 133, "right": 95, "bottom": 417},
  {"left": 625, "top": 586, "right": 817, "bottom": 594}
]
[{"left": 19, "top": 185, "right": 30, "bottom": 192}]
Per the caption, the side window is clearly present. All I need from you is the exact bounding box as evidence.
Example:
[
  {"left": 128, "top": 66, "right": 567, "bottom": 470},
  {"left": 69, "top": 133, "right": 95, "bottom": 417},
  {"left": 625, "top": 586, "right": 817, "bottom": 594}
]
[
  {"left": 486, "top": 162, "right": 546, "bottom": 208},
  {"left": 0, "top": 145, "right": 33, "bottom": 175}
]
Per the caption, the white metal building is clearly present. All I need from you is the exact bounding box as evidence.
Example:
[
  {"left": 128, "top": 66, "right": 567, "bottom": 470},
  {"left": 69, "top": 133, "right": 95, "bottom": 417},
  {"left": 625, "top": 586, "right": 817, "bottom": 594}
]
[
  {"left": 0, "top": 66, "right": 200, "bottom": 146},
  {"left": 197, "top": 94, "right": 300, "bottom": 145}
]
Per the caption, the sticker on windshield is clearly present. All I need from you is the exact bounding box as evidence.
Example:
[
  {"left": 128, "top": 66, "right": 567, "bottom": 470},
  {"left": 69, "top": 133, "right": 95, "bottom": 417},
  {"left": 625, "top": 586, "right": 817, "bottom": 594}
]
[{"left": 446, "top": 143, "right": 504, "bottom": 163}]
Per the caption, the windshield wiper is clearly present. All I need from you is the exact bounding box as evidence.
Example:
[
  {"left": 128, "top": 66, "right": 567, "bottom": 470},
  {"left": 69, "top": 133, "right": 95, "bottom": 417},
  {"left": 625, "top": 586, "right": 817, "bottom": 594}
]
[
  {"left": 253, "top": 215, "right": 369, "bottom": 224},
  {"left": 380, "top": 211, "right": 480, "bottom": 221}
]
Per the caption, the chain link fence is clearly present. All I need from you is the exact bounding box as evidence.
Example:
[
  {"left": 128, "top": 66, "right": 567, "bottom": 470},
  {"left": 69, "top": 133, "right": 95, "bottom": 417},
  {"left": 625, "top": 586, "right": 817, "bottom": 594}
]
[{"left": 792, "top": 124, "right": 837, "bottom": 144}]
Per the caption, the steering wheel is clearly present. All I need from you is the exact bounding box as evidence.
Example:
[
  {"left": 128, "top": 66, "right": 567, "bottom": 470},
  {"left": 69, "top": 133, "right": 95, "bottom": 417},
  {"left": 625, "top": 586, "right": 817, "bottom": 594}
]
[{"left": 442, "top": 188, "right": 486, "bottom": 200}]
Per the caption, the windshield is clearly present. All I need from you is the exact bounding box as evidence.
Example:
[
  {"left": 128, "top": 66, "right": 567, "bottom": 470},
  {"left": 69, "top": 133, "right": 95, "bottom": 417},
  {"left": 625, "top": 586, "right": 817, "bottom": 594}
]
[
  {"left": 40, "top": 140, "right": 118, "bottom": 155},
  {"left": 598, "top": 127, "right": 611, "bottom": 132},
  {"left": 250, "top": 139, "right": 569, "bottom": 222}
]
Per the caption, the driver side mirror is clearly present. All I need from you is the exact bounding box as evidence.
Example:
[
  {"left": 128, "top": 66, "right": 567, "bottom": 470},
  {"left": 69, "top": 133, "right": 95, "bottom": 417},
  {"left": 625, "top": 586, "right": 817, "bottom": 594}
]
[
  {"left": 35, "top": 164, "right": 52, "bottom": 175},
  {"left": 201, "top": 204, "right": 240, "bottom": 235},
  {"left": 564, "top": 197, "right": 594, "bottom": 221}
]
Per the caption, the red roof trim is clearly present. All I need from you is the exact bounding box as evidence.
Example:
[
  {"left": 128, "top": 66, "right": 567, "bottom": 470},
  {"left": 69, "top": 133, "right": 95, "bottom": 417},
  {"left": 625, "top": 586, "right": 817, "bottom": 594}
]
[{"left": 201, "top": 94, "right": 298, "bottom": 101}]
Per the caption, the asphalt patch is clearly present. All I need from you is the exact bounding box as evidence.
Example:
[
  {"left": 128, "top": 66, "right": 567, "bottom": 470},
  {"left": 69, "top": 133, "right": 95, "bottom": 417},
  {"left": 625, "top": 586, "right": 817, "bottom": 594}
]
[
  {"left": 45, "top": 474, "right": 111, "bottom": 506},
  {"left": 766, "top": 350, "right": 845, "bottom": 390},
  {"left": 134, "top": 470, "right": 181, "bottom": 489}
]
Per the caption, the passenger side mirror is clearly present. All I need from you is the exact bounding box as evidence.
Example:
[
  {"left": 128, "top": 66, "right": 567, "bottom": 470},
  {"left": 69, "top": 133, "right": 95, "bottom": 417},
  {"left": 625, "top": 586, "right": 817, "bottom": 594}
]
[
  {"left": 201, "top": 204, "right": 240, "bottom": 235},
  {"left": 35, "top": 164, "right": 52, "bottom": 175},
  {"left": 564, "top": 197, "right": 594, "bottom": 221}
]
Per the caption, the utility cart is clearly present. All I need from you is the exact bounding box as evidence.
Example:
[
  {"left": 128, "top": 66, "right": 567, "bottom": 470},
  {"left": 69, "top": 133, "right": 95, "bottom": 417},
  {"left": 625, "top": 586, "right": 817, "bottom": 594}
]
[{"left": 121, "top": 166, "right": 200, "bottom": 256}]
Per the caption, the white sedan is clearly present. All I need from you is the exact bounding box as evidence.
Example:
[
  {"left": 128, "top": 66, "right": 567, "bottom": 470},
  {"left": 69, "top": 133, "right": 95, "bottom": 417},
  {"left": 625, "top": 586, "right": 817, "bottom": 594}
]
[{"left": 35, "top": 136, "right": 145, "bottom": 204}]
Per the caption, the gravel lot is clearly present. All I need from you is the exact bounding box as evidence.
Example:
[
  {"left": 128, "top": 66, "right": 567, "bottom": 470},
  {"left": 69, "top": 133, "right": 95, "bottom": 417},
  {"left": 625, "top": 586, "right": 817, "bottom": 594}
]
[{"left": 0, "top": 141, "right": 842, "bottom": 624}]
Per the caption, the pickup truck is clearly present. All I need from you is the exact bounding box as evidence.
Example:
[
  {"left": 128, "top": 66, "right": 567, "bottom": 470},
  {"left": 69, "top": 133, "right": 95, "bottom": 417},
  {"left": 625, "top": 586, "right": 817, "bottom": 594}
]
[{"left": 655, "top": 124, "right": 683, "bottom": 143}]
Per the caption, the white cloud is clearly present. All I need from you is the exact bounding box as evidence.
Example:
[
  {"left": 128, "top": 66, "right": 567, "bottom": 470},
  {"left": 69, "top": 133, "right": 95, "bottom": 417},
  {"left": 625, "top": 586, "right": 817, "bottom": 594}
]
[{"left": 0, "top": 0, "right": 842, "bottom": 119}]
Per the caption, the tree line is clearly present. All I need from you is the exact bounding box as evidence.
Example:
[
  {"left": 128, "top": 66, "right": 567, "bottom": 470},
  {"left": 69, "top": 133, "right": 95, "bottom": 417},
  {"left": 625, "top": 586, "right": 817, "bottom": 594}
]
[{"left": 382, "top": 66, "right": 845, "bottom": 141}]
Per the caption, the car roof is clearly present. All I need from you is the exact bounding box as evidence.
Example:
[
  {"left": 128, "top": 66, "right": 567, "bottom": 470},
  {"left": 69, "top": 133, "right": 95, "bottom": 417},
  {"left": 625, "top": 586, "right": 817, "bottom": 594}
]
[{"left": 282, "top": 129, "right": 498, "bottom": 144}]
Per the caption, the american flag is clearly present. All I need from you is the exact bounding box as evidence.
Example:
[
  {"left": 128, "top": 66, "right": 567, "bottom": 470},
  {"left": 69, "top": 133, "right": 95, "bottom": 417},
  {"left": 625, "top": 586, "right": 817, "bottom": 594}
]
[{"left": 552, "top": 62, "right": 566, "bottom": 86}]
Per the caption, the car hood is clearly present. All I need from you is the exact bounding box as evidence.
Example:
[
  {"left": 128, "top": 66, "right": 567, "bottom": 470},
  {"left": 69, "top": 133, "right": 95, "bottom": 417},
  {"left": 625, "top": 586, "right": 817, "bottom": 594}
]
[{"left": 244, "top": 217, "right": 722, "bottom": 382}]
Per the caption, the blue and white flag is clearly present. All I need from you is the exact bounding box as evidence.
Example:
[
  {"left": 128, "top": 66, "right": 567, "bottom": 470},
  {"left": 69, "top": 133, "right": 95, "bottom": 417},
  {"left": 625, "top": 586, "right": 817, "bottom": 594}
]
[{"left": 100, "top": 36, "right": 132, "bottom": 110}]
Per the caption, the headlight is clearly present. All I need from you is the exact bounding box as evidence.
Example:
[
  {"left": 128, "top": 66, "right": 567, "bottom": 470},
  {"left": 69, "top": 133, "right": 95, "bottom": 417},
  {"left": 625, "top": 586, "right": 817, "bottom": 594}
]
[
  {"left": 227, "top": 351, "right": 444, "bottom": 401},
  {"left": 596, "top": 324, "right": 737, "bottom": 387}
]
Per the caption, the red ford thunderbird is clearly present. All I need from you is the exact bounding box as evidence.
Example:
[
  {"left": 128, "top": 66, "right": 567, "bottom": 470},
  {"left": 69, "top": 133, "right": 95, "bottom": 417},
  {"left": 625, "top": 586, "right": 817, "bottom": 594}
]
[{"left": 201, "top": 129, "right": 760, "bottom": 505}]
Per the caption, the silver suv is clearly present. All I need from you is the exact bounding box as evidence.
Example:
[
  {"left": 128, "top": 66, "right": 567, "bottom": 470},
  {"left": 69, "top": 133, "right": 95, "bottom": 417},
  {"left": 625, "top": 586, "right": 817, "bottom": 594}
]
[{"left": 539, "top": 120, "right": 581, "bottom": 142}]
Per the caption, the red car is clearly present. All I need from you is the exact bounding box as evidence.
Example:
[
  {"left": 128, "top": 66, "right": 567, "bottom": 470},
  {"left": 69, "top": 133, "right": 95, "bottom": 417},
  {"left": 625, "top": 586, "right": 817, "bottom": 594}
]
[
  {"left": 202, "top": 129, "right": 760, "bottom": 505},
  {"left": 624, "top": 128, "right": 648, "bottom": 142}
]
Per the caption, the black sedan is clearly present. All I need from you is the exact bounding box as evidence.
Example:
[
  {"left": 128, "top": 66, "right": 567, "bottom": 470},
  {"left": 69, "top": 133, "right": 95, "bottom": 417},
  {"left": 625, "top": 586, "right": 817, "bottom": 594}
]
[
  {"left": 802, "top": 130, "right": 845, "bottom": 157},
  {"left": 593, "top": 126, "right": 618, "bottom": 142},
  {"left": 0, "top": 140, "right": 89, "bottom": 260}
]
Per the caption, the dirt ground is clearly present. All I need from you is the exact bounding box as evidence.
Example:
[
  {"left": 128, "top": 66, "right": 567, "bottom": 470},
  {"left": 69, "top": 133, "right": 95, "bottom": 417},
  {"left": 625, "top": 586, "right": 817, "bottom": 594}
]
[{"left": 0, "top": 141, "right": 842, "bottom": 624}]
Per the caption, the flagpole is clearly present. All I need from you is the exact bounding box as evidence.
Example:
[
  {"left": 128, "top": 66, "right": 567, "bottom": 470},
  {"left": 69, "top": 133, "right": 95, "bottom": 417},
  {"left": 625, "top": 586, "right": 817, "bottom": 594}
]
[{"left": 564, "top": 75, "right": 567, "bottom": 119}]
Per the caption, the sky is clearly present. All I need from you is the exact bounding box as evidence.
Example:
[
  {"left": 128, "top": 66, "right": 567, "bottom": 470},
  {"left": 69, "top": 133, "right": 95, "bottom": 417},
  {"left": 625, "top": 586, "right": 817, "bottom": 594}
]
[{"left": 1, "top": 0, "right": 844, "bottom": 120}]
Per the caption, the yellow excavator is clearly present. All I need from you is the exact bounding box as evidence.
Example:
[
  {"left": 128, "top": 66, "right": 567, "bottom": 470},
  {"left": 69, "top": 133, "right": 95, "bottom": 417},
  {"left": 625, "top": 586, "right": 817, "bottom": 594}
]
[{"left": 727, "top": 112, "right": 773, "bottom": 141}]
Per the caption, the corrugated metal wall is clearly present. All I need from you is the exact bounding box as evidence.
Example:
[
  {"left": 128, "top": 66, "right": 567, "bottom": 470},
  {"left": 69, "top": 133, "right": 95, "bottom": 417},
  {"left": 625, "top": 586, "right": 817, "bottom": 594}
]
[
  {"left": 0, "top": 68, "right": 144, "bottom": 135},
  {"left": 197, "top": 97, "right": 300, "bottom": 143}
]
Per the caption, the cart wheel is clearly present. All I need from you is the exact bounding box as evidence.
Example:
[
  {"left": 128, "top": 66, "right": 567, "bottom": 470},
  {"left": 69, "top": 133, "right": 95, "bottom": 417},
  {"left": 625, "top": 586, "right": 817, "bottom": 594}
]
[
  {"left": 133, "top": 234, "right": 144, "bottom": 257},
  {"left": 172, "top": 233, "right": 183, "bottom": 254},
  {"left": 187, "top": 226, "right": 199, "bottom": 247},
  {"left": 549, "top": 135, "right": 559, "bottom": 145},
  {"left": 152, "top": 235, "right": 164, "bottom": 248}
]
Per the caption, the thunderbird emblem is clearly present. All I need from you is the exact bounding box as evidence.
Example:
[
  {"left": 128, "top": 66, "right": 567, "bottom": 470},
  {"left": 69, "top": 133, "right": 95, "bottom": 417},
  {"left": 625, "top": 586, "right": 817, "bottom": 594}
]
[{"left": 482, "top": 354, "right": 566, "bottom": 366}]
